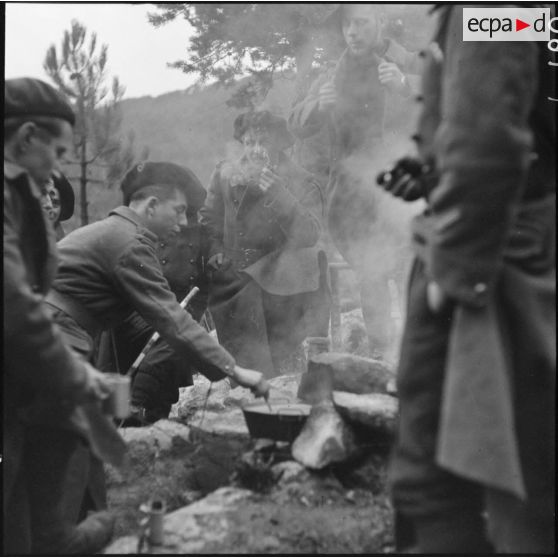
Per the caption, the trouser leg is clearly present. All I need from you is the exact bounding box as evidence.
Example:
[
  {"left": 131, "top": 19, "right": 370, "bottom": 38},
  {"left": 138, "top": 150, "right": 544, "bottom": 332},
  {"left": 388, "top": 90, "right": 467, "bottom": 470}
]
[
  {"left": 25, "top": 427, "right": 82, "bottom": 554},
  {"left": 486, "top": 488, "right": 554, "bottom": 554},
  {"left": 3, "top": 463, "right": 31, "bottom": 555},
  {"left": 389, "top": 259, "right": 493, "bottom": 554},
  {"left": 132, "top": 339, "right": 182, "bottom": 415}
]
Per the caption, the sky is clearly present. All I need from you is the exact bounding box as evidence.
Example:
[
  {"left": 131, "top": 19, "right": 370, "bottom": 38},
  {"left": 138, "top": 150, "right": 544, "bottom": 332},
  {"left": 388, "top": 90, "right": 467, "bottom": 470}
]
[{"left": 5, "top": 2, "right": 198, "bottom": 99}]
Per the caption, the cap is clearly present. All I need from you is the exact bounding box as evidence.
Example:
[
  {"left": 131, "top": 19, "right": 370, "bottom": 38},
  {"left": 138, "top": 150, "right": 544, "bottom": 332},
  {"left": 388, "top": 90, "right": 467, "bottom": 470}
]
[
  {"left": 233, "top": 110, "right": 295, "bottom": 150},
  {"left": 5, "top": 78, "right": 75, "bottom": 126},
  {"left": 121, "top": 161, "right": 206, "bottom": 212}
]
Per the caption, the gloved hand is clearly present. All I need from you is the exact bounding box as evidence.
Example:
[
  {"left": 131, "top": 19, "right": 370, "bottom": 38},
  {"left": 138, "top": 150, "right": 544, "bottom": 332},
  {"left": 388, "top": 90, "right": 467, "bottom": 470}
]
[
  {"left": 376, "top": 157, "right": 433, "bottom": 202},
  {"left": 232, "top": 365, "right": 271, "bottom": 399}
]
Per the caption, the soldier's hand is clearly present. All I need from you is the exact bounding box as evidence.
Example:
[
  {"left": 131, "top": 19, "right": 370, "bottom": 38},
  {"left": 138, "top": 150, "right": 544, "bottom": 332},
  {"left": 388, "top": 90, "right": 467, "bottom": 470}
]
[
  {"left": 378, "top": 62, "right": 409, "bottom": 96},
  {"left": 232, "top": 365, "right": 271, "bottom": 398},
  {"left": 259, "top": 166, "right": 285, "bottom": 194},
  {"left": 84, "top": 363, "right": 111, "bottom": 401},
  {"left": 377, "top": 171, "right": 424, "bottom": 201},
  {"left": 208, "top": 253, "right": 225, "bottom": 270},
  {"left": 318, "top": 81, "right": 337, "bottom": 111},
  {"left": 426, "top": 281, "right": 452, "bottom": 314}
]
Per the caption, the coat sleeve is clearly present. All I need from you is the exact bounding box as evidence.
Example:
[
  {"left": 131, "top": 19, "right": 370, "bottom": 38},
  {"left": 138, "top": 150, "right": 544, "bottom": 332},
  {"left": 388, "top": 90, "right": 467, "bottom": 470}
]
[
  {"left": 263, "top": 173, "right": 323, "bottom": 248},
  {"left": 3, "top": 183, "right": 90, "bottom": 402},
  {"left": 428, "top": 7, "right": 538, "bottom": 307},
  {"left": 113, "top": 237, "right": 234, "bottom": 380},
  {"left": 199, "top": 167, "right": 225, "bottom": 259},
  {"left": 288, "top": 73, "right": 330, "bottom": 140}
]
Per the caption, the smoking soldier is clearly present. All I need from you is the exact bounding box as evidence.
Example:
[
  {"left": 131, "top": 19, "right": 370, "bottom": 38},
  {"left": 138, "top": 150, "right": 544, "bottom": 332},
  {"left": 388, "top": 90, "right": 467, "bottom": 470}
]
[
  {"left": 96, "top": 167, "right": 212, "bottom": 423},
  {"left": 289, "top": 4, "right": 421, "bottom": 358},
  {"left": 201, "top": 110, "right": 329, "bottom": 379}
]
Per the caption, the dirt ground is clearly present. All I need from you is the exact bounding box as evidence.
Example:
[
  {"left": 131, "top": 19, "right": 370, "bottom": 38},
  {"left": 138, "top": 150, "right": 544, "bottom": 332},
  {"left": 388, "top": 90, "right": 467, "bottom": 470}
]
[{"left": 106, "top": 423, "right": 394, "bottom": 554}]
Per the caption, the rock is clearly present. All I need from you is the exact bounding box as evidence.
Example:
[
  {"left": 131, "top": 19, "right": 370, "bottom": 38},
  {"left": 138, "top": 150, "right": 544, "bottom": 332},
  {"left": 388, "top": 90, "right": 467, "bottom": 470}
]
[
  {"left": 298, "top": 352, "right": 393, "bottom": 404},
  {"left": 104, "top": 487, "right": 253, "bottom": 554},
  {"left": 120, "top": 419, "right": 191, "bottom": 453},
  {"left": 291, "top": 401, "right": 359, "bottom": 469},
  {"left": 186, "top": 407, "right": 251, "bottom": 438},
  {"left": 171, "top": 376, "right": 232, "bottom": 420},
  {"left": 332, "top": 392, "right": 398, "bottom": 435},
  {"left": 271, "top": 460, "right": 310, "bottom": 485}
]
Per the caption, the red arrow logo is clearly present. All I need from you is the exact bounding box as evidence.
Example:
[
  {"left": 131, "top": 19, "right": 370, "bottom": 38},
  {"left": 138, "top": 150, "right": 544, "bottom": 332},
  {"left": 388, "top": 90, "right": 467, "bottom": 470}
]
[{"left": 516, "top": 18, "right": 530, "bottom": 31}]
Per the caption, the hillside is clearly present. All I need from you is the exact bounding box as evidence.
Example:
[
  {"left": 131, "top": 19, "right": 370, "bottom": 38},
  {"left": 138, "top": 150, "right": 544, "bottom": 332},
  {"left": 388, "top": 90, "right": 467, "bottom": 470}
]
[{"left": 63, "top": 68, "right": 419, "bottom": 233}]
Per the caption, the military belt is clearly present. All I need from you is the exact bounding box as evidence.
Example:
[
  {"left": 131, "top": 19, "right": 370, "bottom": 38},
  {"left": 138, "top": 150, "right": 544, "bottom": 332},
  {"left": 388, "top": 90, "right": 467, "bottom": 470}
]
[{"left": 45, "top": 289, "right": 102, "bottom": 337}]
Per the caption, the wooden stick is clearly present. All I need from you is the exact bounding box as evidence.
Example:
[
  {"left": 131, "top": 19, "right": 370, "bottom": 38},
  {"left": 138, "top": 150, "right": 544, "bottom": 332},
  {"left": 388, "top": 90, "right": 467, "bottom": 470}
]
[{"left": 126, "top": 286, "right": 200, "bottom": 377}]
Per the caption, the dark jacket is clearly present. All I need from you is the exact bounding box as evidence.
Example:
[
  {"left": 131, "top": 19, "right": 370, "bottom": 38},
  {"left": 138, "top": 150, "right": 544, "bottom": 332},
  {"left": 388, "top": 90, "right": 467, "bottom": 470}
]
[
  {"left": 3, "top": 161, "right": 90, "bottom": 501},
  {"left": 289, "top": 40, "right": 421, "bottom": 166},
  {"left": 411, "top": 6, "right": 555, "bottom": 498},
  {"left": 200, "top": 154, "right": 324, "bottom": 295},
  {"left": 156, "top": 223, "right": 210, "bottom": 319},
  {"left": 289, "top": 41, "right": 421, "bottom": 262},
  {"left": 51, "top": 206, "right": 234, "bottom": 380}
]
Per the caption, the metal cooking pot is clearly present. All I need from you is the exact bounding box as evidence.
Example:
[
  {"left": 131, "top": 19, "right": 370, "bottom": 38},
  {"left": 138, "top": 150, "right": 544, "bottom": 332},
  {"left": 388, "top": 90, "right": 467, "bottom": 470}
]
[{"left": 242, "top": 401, "right": 311, "bottom": 442}]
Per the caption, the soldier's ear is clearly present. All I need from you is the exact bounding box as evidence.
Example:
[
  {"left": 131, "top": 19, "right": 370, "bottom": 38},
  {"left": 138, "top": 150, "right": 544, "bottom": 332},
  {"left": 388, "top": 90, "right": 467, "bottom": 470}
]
[
  {"left": 15, "top": 122, "right": 38, "bottom": 154},
  {"left": 146, "top": 196, "right": 159, "bottom": 216}
]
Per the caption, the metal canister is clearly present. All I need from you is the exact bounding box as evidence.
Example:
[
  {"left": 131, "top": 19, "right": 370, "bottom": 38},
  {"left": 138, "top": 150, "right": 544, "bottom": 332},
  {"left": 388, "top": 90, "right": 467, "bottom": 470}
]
[
  {"left": 102, "top": 373, "right": 131, "bottom": 419},
  {"left": 140, "top": 499, "right": 166, "bottom": 546}
]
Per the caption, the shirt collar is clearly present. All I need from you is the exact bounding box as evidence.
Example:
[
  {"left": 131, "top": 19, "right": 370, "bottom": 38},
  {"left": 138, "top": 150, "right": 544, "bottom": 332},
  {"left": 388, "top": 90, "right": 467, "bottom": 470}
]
[{"left": 109, "top": 205, "right": 158, "bottom": 242}]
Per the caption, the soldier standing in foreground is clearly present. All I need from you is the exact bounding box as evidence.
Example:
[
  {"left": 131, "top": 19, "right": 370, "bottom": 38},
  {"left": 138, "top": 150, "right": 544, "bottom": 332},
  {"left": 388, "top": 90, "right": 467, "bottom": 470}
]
[
  {"left": 4, "top": 78, "right": 116, "bottom": 555},
  {"left": 381, "top": 6, "right": 555, "bottom": 553}
]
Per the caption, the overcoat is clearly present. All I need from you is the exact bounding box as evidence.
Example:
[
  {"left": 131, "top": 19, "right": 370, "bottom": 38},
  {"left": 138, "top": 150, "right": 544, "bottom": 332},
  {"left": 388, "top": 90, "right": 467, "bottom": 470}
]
[
  {"left": 391, "top": 4, "right": 555, "bottom": 513},
  {"left": 200, "top": 154, "right": 327, "bottom": 377},
  {"left": 3, "top": 161, "right": 91, "bottom": 503}
]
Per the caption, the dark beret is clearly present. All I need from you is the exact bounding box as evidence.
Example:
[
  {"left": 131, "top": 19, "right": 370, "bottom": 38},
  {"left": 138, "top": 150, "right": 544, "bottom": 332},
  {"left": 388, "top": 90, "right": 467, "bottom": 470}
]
[
  {"left": 233, "top": 110, "right": 294, "bottom": 150},
  {"left": 5, "top": 78, "right": 75, "bottom": 126},
  {"left": 51, "top": 172, "right": 75, "bottom": 222},
  {"left": 121, "top": 161, "right": 206, "bottom": 213}
]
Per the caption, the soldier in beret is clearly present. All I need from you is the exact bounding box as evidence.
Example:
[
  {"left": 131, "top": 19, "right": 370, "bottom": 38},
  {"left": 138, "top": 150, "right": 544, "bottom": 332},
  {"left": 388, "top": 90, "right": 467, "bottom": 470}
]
[
  {"left": 96, "top": 165, "right": 212, "bottom": 424},
  {"left": 4, "top": 78, "right": 115, "bottom": 554},
  {"left": 45, "top": 160, "right": 270, "bottom": 524},
  {"left": 200, "top": 110, "right": 329, "bottom": 378}
]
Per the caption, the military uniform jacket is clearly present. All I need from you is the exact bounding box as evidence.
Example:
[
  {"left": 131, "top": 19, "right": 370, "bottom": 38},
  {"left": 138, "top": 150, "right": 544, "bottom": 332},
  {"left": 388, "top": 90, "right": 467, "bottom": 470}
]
[
  {"left": 413, "top": 6, "right": 555, "bottom": 499},
  {"left": 51, "top": 206, "right": 235, "bottom": 379},
  {"left": 156, "top": 224, "right": 210, "bottom": 320},
  {"left": 3, "top": 161, "right": 91, "bottom": 496},
  {"left": 200, "top": 154, "right": 324, "bottom": 296},
  {"left": 289, "top": 40, "right": 421, "bottom": 165}
]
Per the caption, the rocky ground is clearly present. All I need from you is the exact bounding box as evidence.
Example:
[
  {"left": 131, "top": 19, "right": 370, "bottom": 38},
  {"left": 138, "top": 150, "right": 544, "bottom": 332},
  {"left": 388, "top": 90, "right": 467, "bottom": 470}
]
[{"left": 104, "top": 310, "right": 397, "bottom": 554}]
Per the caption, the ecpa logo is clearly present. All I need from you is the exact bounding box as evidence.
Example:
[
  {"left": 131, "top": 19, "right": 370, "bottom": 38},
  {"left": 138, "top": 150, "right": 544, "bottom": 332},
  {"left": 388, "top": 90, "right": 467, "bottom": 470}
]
[{"left": 463, "top": 7, "right": 550, "bottom": 41}]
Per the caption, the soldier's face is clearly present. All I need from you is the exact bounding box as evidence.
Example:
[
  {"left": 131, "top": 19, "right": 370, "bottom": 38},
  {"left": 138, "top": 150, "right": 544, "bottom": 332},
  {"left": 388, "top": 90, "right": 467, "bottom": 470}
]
[
  {"left": 242, "top": 130, "right": 279, "bottom": 165},
  {"left": 342, "top": 5, "right": 382, "bottom": 57},
  {"left": 41, "top": 180, "right": 61, "bottom": 223},
  {"left": 19, "top": 120, "right": 73, "bottom": 187},
  {"left": 149, "top": 190, "right": 188, "bottom": 238}
]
